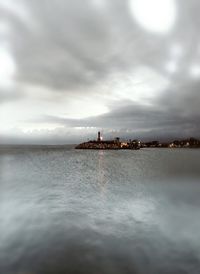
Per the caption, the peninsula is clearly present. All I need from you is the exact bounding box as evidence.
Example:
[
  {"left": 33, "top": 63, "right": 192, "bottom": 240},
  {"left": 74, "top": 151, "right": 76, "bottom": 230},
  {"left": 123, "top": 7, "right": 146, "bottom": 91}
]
[
  {"left": 75, "top": 132, "right": 200, "bottom": 150},
  {"left": 75, "top": 132, "right": 140, "bottom": 150}
]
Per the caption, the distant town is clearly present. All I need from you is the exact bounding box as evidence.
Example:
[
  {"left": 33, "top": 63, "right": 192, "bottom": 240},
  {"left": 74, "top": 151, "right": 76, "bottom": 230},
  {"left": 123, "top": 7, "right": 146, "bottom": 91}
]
[
  {"left": 75, "top": 131, "right": 200, "bottom": 150},
  {"left": 141, "top": 137, "right": 200, "bottom": 148}
]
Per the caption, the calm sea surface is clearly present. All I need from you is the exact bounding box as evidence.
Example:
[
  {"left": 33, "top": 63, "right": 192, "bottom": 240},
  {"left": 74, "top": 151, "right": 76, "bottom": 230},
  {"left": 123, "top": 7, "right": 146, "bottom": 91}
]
[{"left": 0, "top": 146, "right": 200, "bottom": 274}]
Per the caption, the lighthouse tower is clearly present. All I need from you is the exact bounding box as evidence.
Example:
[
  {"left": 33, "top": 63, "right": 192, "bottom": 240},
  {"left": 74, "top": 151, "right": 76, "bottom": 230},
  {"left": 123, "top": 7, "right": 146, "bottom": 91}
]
[{"left": 97, "top": 131, "right": 101, "bottom": 142}]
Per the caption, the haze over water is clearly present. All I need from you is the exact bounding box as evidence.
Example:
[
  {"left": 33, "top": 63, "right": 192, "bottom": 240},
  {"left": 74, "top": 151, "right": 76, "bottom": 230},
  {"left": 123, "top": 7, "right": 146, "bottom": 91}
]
[{"left": 0, "top": 146, "right": 200, "bottom": 274}]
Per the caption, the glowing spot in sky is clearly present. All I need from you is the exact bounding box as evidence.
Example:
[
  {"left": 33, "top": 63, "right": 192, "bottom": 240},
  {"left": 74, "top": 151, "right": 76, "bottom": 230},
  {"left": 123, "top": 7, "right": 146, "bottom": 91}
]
[
  {"left": 170, "top": 44, "right": 183, "bottom": 59},
  {"left": 129, "top": 0, "right": 176, "bottom": 33},
  {"left": 190, "top": 65, "right": 200, "bottom": 78},
  {"left": 0, "top": 47, "right": 15, "bottom": 87},
  {"left": 65, "top": 98, "right": 109, "bottom": 119},
  {"left": 92, "top": 0, "right": 106, "bottom": 9},
  {"left": 166, "top": 60, "right": 178, "bottom": 74},
  {"left": 0, "top": 0, "right": 30, "bottom": 24},
  {"left": 0, "top": 22, "right": 10, "bottom": 36},
  {"left": 106, "top": 66, "right": 169, "bottom": 104}
]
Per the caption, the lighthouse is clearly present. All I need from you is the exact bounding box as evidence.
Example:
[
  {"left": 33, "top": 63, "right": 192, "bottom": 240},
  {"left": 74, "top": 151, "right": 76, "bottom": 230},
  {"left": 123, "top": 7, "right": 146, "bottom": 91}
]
[{"left": 97, "top": 131, "right": 101, "bottom": 142}]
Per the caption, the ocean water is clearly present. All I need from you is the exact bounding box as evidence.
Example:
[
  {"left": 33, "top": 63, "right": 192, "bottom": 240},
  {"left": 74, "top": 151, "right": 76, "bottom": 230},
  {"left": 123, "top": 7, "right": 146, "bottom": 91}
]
[{"left": 0, "top": 146, "right": 200, "bottom": 274}]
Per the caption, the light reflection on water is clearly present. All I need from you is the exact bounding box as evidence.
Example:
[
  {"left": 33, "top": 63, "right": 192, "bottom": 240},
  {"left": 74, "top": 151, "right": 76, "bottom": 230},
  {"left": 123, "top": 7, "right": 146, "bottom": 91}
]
[{"left": 0, "top": 147, "right": 200, "bottom": 274}]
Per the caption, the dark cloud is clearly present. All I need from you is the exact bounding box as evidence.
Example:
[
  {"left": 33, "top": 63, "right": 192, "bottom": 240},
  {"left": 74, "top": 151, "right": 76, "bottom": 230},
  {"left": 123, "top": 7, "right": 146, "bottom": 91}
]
[
  {"left": 3, "top": 0, "right": 177, "bottom": 90},
  {"left": 33, "top": 99, "right": 200, "bottom": 142},
  {"left": 7, "top": 0, "right": 118, "bottom": 90},
  {"left": 1, "top": 0, "right": 200, "bottom": 143}
]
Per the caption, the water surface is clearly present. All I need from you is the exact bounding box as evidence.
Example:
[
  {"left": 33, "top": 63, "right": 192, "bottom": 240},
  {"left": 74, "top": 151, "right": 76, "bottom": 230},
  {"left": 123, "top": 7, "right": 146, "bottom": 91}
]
[{"left": 0, "top": 147, "right": 200, "bottom": 274}]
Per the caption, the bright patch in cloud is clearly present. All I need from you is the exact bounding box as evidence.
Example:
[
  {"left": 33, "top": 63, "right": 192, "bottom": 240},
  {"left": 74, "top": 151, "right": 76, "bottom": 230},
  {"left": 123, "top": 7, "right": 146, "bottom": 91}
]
[
  {"left": 166, "top": 60, "right": 178, "bottom": 74},
  {"left": 0, "top": 0, "right": 30, "bottom": 24},
  {"left": 102, "top": 66, "right": 169, "bottom": 104},
  {"left": 189, "top": 64, "right": 200, "bottom": 78},
  {"left": 129, "top": 0, "right": 176, "bottom": 33},
  {"left": 170, "top": 44, "right": 183, "bottom": 59},
  {"left": 0, "top": 47, "right": 15, "bottom": 87},
  {"left": 65, "top": 98, "right": 109, "bottom": 119}
]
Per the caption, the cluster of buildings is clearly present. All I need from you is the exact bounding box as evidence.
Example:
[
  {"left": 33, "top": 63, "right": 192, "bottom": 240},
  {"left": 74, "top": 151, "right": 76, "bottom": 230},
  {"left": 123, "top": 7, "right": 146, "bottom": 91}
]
[
  {"left": 141, "top": 138, "right": 200, "bottom": 148},
  {"left": 76, "top": 132, "right": 200, "bottom": 150},
  {"left": 168, "top": 138, "right": 200, "bottom": 148}
]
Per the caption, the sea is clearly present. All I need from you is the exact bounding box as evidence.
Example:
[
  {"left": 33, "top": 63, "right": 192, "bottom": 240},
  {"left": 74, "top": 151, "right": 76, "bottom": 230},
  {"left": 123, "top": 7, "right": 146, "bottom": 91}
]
[{"left": 0, "top": 146, "right": 200, "bottom": 274}]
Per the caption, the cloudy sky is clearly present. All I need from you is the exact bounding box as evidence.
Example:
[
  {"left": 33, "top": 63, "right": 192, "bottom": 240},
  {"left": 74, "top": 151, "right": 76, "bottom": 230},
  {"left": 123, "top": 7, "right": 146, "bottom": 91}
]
[{"left": 0, "top": 0, "right": 200, "bottom": 144}]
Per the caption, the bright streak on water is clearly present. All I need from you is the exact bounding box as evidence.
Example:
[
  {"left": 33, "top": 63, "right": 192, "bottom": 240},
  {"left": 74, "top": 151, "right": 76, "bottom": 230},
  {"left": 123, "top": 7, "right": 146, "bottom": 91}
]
[{"left": 0, "top": 147, "right": 200, "bottom": 274}]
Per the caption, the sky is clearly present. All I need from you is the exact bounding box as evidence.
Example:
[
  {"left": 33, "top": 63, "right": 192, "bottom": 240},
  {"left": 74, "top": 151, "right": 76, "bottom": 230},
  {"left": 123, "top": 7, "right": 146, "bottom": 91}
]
[{"left": 0, "top": 0, "right": 200, "bottom": 144}]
